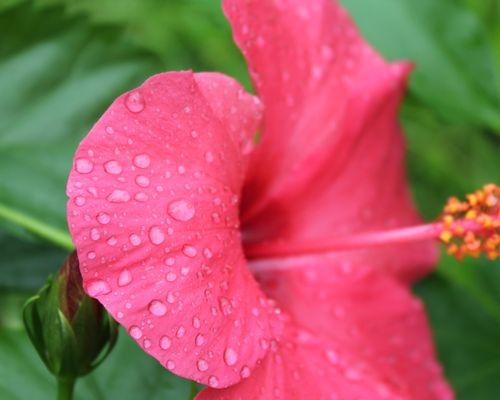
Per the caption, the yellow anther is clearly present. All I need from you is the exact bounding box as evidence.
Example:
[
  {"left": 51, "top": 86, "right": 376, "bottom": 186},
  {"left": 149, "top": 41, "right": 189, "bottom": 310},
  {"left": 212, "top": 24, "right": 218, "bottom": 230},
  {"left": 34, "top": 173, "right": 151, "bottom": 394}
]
[{"left": 439, "top": 183, "right": 499, "bottom": 261}]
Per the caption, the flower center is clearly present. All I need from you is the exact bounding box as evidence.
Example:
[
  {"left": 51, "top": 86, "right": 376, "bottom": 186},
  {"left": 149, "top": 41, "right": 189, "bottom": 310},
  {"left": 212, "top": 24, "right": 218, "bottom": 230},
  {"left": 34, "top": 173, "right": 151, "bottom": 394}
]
[{"left": 245, "top": 184, "right": 499, "bottom": 261}]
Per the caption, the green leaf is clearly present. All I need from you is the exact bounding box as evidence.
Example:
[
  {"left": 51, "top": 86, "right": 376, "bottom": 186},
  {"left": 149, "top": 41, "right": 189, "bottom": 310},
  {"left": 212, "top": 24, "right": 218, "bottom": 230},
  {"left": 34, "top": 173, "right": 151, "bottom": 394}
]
[
  {"left": 415, "top": 258, "right": 500, "bottom": 400},
  {"left": 0, "top": 230, "right": 66, "bottom": 290},
  {"left": 0, "top": 2, "right": 162, "bottom": 246},
  {"left": 0, "top": 326, "right": 195, "bottom": 400},
  {"left": 342, "top": 0, "right": 500, "bottom": 130}
]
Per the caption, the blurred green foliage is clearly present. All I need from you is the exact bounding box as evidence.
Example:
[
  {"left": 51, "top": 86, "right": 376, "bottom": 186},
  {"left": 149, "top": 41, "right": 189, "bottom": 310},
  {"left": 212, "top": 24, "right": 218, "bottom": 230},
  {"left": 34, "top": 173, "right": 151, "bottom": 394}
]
[{"left": 0, "top": 0, "right": 498, "bottom": 399}]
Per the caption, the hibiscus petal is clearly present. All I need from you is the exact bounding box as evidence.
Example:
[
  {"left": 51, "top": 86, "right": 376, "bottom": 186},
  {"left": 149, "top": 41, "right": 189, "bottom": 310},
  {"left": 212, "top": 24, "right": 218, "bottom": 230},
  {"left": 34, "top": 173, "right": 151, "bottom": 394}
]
[
  {"left": 251, "top": 258, "right": 454, "bottom": 399},
  {"left": 224, "top": 0, "right": 435, "bottom": 280},
  {"left": 196, "top": 324, "right": 415, "bottom": 400},
  {"left": 66, "top": 71, "right": 279, "bottom": 387}
]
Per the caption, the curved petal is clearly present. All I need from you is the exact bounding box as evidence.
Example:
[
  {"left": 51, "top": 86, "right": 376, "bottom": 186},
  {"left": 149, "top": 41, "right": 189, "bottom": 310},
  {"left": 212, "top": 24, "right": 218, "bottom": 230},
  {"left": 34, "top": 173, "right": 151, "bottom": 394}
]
[
  {"left": 66, "top": 71, "right": 281, "bottom": 387},
  {"left": 196, "top": 325, "right": 412, "bottom": 400},
  {"left": 250, "top": 257, "right": 454, "bottom": 400},
  {"left": 224, "top": 0, "right": 435, "bottom": 280}
]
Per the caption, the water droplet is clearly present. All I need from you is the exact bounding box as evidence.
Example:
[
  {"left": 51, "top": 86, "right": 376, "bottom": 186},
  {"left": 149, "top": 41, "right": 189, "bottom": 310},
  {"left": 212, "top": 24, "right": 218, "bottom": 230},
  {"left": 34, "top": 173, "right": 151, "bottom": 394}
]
[
  {"left": 107, "top": 236, "right": 118, "bottom": 246},
  {"left": 195, "top": 334, "right": 205, "bottom": 346},
  {"left": 260, "top": 338, "right": 269, "bottom": 350},
  {"left": 97, "top": 212, "right": 111, "bottom": 225},
  {"left": 205, "top": 152, "right": 214, "bottom": 163},
  {"left": 197, "top": 359, "right": 209, "bottom": 372},
  {"left": 135, "top": 192, "right": 148, "bottom": 202},
  {"left": 325, "top": 349, "right": 339, "bottom": 365},
  {"left": 166, "top": 271, "right": 177, "bottom": 282},
  {"left": 125, "top": 91, "right": 145, "bottom": 113},
  {"left": 203, "top": 248, "right": 213, "bottom": 259},
  {"left": 240, "top": 366, "right": 250, "bottom": 378},
  {"left": 75, "top": 158, "right": 94, "bottom": 174},
  {"left": 87, "top": 280, "right": 111, "bottom": 296},
  {"left": 107, "top": 189, "right": 130, "bottom": 203},
  {"left": 149, "top": 226, "right": 165, "bottom": 245},
  {"left": 118, "top": 269, "right": 132, "bottom": 286},
  {"left": 90, "top": 228, "right": 101, "bottom": 241},
  {"left": 160, "top": 336, "right": 172, "bottom": 350},
  {"left": 104, "top": 160, "right": 122, "bottom": 175},
  {"left": 129, "top": 325, "right": 143, "bottom": 339},
  {"left": 223, "top": 348, "right": 238, "bottom": 366},
  {"left": 133, "top": 154, "right": 151, "bottom": 169},
  {"left": 87, "top": 251, "right": 96, "bottom": 260},
  {"left": 143, "top": 339, "right": 152, "bottom": 349},
  {"left": 177, "top": 165, "right": 186, "bottom": 175},
  {"left": 135, "top": 175, "right": 150, "bottom": 187},
  {"left": 176, "top": 326, "right": 186, "bottom": 338},
  {"left": 182, "top": 245, "right": 197, "bottom": 258},
  {"left": 149, "top": 300, "right": 167, "bottom": 316},
  {"left": 192, "top": 316, "right": 201, "bottom": 329},
  {"left": 208, "top": 376, "right": 219, "bottom": 388},
  {"left": 74, "top": 196, "right": 86, "bottom": 206},
  {"left": 166, "top": 360, "right": 176, "bottom": 370},
  {"left": 129, "top": 234, "right": 141, "bottom": 246},
  {"left": 105, "top": 126, "right": 114, "bottom": 134},
  {"left": 167, "top": 199, "right": 195, "bottom": 221}
]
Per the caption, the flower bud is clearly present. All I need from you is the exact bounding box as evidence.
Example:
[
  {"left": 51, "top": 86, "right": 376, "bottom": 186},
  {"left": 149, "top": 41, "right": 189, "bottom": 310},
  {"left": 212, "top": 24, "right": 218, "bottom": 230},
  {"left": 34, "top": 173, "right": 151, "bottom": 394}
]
[{"left": 23, "top": 252, "right": 118, "bottom": 380}]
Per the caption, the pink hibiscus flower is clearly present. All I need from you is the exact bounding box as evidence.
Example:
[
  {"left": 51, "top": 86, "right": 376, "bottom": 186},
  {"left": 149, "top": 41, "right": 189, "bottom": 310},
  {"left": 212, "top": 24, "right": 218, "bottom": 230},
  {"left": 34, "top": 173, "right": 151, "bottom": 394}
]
[{"left": 65, "top": 0, "right": 476, "bottom": 398}]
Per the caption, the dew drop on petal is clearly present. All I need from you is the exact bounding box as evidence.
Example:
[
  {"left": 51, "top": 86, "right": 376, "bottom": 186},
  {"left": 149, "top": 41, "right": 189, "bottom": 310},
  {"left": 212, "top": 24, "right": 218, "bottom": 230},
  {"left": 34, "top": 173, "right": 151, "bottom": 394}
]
[
  {"left": 167, "top": 199, "right": 195, "bottom": 221},
  {"left": 75, "top": 158, "right": 94, "bottom": 174},
  {"left": 195, "top": 334, "right": 205, "bottom": 346},
  {"left": 87, "top": 251, "right": 96, "bottom": 260},
  {"left": 205, "top": 151, "right": 214, "bottom": 163},
  {"left": 97, "top": 212, "right": 111, "bottom": 225},
  {"left": 149, "top": 300, "right": 167, "bottom": 316},
  {"left": 182, "top": 245, "right": 197, "bottom": 258},
  {"left": 149, "top": 226, "right": 165, "bottom": 245},
  {"left": 197, "top": 359, "right": 209, "bottom": 372},
  {"left": 143, "top": 339, "right": 152, "bottom": 349},
  {"left": 118, "top": 269, "right": 132, "bottom": 287},
  {"left": 133, "top": 154, "right": 151, "bottom": 169},
  {"left": 107, "top": 189, "right": 131, "bottom": 203},
  {"left": 125, "top": 91, "right": 145, "bottom": 113},
  {"left": 160, "top": 336, "right": 172, "bottom": 350},
  {"left": 129, "top": 234, "right": 141, "bottom": 246},
  {"left": 176, "top": 326, "right": 186, "bottom": 338},
  {"left": 166, "top": 272, "right": 177, "bottom": 282},
  {"left": 208, "top": 376, "right": 219, "bottom": 388},
  {"left": 74, "top": 196, "right": 86, "bottom": 206},
  {"left": 240, "top": 366, "right": 251, "bottom": 378},
  {"left": 104, "top": 160, "right": 123, "bottom": 175},
  {"left": 135, "top": 175, "right": 150, "bottom": 187},
  {"left": 87, "top": 280, "right": 111, "bottom": 296},
  {"left": 224, "top": 348, "right": 238, "bottom": 366},
  {"left": 129, "top": 325, "right": 143, "bottom": 339},
  {"left": 107, "top": 236, "right": 118, "bottom": 246},
  {"left": 166, "top": 360, "right": 175, "bottom": 370},
  {"left": 90, "top": 228, "right": 101, "bottom": 241}
]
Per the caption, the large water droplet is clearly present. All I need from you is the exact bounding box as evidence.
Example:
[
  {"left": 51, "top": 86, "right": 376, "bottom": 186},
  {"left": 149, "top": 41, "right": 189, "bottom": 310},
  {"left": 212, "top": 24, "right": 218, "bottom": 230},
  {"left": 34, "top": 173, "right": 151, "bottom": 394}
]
[
  {"left": 107, "top": 189, "right": 131, "bottom": 203},
  {"left": 87, "top": 280, "right": 111, "bottom": 296},
  {"left": 197, "top": 359, "right": 209, "bottom": 372},
  {"left": 149, "top": 226, "right": 165, "bottom": 245},
  {"left": 168, "top": 199, "right": 195, "bottom": 221},
  {"left": 224, "top": 348, "right": 238, "bottom": 366},
  {"left": 125, "top": 91, "right": 145, "bottom": 113},
  {"left": 118, "top": 269, "right": 132, "bottom": 286},
  {"left": 129, "top": 325, "right": 143, "bottom": 339},
  {"left": 133, "top": 154, "right": 151, "bottom": 169},
  {"left": 149, "top": 300, "right": 167, "bottom": 316},
  {"left": 104, "top": 160, "right": 123, "bottom": 175},
  {"left": 75, "top": 158, "right": 94, "bottom": 174}
]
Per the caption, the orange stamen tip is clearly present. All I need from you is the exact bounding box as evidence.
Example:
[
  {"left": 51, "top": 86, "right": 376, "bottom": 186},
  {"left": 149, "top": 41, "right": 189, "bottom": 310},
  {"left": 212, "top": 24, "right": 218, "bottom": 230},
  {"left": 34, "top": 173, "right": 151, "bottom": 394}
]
[{"left": 439, "top": 183, "right": 499, "bottom": 261}]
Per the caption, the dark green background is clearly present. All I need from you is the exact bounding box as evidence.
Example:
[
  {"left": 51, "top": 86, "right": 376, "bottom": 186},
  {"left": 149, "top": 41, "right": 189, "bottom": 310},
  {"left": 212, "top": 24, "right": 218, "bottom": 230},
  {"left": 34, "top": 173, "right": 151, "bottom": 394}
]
[{"left": 0, "top": 0, "right": 499, "bottom": 398}]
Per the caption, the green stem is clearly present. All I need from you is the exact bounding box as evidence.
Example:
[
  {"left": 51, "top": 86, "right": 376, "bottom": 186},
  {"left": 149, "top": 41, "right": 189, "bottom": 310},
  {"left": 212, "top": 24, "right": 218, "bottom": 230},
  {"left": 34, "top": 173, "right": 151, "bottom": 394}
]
[
  {"left": 0, "top": 203, "right": 74, "bottom": 250},
  {"left": 57, "top": 377, "right": 76, "bottom": 400}
]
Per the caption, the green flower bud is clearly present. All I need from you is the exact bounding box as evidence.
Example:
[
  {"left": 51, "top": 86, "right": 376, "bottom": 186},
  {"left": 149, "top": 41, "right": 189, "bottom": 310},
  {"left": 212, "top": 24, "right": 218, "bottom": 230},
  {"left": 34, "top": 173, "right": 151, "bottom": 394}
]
[{"left": 23, "top": 252, "right": 118, "bottom": 382}]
